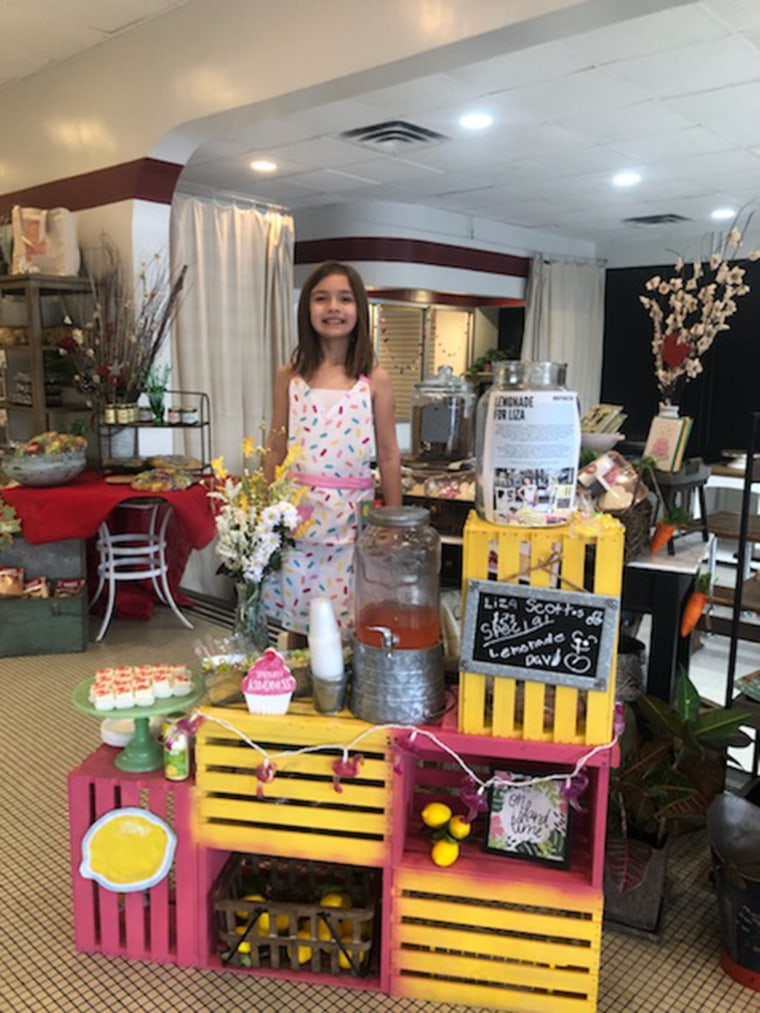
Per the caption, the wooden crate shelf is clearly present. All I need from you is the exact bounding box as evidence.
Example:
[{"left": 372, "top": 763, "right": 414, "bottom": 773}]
[
  {"left": 458, "top": 512, "right": 624, "bottom": 745},
  {"left": 194, "top": 702, "right": 394, "bottom": 866},
  {"left": 390, "top": 865, "right": 602, "bottom": 1012}
]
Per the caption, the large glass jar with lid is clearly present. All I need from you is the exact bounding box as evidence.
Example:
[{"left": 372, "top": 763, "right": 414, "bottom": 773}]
[
  {"left": 410, "top": 365, "right": 476, "bottom": 462},
  {"left": 474, "top": 360, "right": 580, "bottom": 526},
  {"left": 352, "top": 505, "right": 444, "bottom": 725},
  {"left": 354, "top": 505, "right": 441, "bottom": 648}
]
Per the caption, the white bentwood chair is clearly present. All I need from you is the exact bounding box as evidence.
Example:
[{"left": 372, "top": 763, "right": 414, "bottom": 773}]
[{"left": 91, "top": 498, "right": 194, "bottom": 642}]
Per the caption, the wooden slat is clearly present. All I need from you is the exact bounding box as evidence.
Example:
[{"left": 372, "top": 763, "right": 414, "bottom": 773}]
[
  {"left": 195, "top": 744, "right": 388, "bottom": 781},
  {"left": 396, "top": 948, "right": 593, "bottom": 994},
  {"left": 392, "top": 974, "right": 596, "bottom": 1012},
  {"left": 198, "top": 796, "right": 388, "bottom": 835},
  {"left": 396, "top": 922, "right": 595, "bottom": 968},
  {"left": 197, "top": 769, "right": 388, "bottom": 807},
  {"left": 195, "top": 821, "right": 388, "bottom": 866}
]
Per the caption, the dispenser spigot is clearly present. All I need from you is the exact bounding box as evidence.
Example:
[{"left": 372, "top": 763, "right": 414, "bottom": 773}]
[{"left": 366, "top": 625, "right": 399, "bottom": 649}]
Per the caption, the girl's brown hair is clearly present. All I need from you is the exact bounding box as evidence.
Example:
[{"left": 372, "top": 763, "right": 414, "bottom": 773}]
[{"left": 292, "top": 261, "right": 374, "bottom": 379}]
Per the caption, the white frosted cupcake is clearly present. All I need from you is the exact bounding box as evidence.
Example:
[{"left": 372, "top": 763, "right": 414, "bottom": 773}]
[{"left": 241, "top": 649, "right": 296, "bottom": 715}]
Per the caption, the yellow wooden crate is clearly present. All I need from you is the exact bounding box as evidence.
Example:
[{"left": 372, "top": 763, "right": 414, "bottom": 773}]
[
  {"left": 391, "top": 865, "right": 603, "bottom": 1012},
  {"left": 459, "top": 512, "right": 624, "bottom": 745},
  {"left": 194, "top": 701, "right": 393, "bottom": 867}
]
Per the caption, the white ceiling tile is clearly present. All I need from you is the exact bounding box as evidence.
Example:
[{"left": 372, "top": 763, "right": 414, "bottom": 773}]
[
  {"left": 283, "top": 98, "right": 388, "bottom": 136},
  {"left": 611, "top": 126, "right": 733, "bottom": 163},
  {"left": 500, "top": 67, "right": 651, "bottom": 121},
  {"left": 666, "top": 81, "right": 760, "bottom": 145},
  {"left": 334, "top": 157, "right": 444, "bottom": 184},
  {"left": 565, "top": 4, "right": 731, "bottom": 65},
  {"left": 704, "top": 0, "right": 760, "bottom": 32},
  {"left": 446, "top": 39, "right": 592, "bottom": 93},
  {"left": 563, "top": 100, "right": 693, "bottom": 143},
  {"left": 605, "top": 36, "right": 760, "bottom": 98}
]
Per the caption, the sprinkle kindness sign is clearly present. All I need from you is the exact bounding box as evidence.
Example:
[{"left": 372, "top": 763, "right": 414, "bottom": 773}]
[{"left": 461, "top": 579, "right": 620, "bottom": 691}]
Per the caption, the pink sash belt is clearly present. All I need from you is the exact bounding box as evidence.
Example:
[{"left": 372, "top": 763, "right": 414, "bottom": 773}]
[{"left": 293, "top": 471, "right": 374, "bottom": 491}]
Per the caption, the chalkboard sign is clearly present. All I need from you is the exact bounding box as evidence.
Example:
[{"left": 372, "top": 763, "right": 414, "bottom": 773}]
[{"left": 461, "top": 578, "right": 619, "bottom": 691}]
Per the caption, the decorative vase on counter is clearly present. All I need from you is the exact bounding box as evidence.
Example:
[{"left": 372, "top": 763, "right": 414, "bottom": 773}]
[
  {"left": 233, "top": 581, "right": 270, "bottom": 654},
  {"left": 657, "top": 402, "right": 680, "bottom": 419}
]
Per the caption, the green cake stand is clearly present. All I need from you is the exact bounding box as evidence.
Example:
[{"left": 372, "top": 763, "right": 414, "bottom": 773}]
[{"left": 72, "top": 675, "right": 206, "bottom": 772}]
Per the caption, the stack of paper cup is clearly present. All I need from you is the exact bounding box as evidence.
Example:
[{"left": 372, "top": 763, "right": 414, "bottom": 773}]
[{"left": 308, "top": 597, "right": 346, "bottom": 713}]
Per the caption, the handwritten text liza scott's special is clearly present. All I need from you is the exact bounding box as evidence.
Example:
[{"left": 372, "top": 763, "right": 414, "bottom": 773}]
[{"left": 479, "top": 599, "right": 604, "bottom": 659}]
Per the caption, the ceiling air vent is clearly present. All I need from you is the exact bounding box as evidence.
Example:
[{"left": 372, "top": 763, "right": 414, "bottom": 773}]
[
  {"left": 624, "top": 213, "right": 691, "bottom": 226},
  {"left": 340, "top": 119, "right": 448, "bottom": 152}
]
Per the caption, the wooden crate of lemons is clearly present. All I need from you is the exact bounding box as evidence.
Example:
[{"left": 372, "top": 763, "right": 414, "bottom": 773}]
[{"left": 214, "top": 854, "right": 378, "bottom": 976}]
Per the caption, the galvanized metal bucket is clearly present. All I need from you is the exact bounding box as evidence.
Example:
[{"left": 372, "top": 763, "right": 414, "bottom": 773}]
[{"left": 350, "top": 639, "right": 445, "bottom": 725}]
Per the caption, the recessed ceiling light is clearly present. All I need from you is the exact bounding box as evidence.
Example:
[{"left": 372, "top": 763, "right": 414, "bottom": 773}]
[
  {"left": 612, "top": 171, "right": 641, "bottom": 188},
  {"left": 711, "top": 207, "right": 735, "bottom": 221},
  {"left": 459, "top": 111, "right": 493, "bottom": 130},
  {"left": 250, "top": 159, "right": 277, "bottom": 173}
]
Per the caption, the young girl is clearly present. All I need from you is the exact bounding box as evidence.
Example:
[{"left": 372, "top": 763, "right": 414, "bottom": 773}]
[{"left": 264, "top": 261, "right": 402, "bottom": 639}]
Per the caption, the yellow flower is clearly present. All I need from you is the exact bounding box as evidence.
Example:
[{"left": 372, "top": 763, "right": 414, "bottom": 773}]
[
  {"left": 211, "top": 456, "right": 227, "bottom": 480},
  {"left": 242, "top": 436, "right": 256, "bottom": 460}
]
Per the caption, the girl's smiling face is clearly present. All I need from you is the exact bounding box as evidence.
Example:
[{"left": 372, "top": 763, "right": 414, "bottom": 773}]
[{"left": 309, "top": 272, "right": 358, "bottom": 342}]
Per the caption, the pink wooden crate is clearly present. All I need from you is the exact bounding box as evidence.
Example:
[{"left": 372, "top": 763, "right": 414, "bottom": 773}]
[{"left": 67, "top": 746, "right": 223, "bottom": 967}]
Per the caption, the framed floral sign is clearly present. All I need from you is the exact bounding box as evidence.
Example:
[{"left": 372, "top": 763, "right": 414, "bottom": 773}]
[{"left": 484, "top": 769, "right": 572, "bottom": 868}]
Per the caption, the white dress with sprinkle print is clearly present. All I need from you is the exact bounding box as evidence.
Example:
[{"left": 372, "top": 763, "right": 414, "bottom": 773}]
[{"left": 263, "top": 374, "right": 376, "bottom": 636}]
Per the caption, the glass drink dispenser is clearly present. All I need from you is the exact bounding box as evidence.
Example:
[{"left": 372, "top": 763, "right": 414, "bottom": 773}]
[{"left": 351, "top": 506, "right": 444, "bottom": 724}]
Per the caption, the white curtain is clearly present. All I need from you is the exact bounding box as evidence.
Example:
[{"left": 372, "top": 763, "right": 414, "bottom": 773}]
[
  {"left": 521, "top": 257, "right": 606, "bottom": 415},
  {"left": 170, "top": 193, "right": 295, "bottom": 599}
]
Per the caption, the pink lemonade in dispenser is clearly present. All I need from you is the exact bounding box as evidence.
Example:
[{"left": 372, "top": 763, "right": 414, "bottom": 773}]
[{"left": 356, "top": 601, "right": 440, "bottom": 650}]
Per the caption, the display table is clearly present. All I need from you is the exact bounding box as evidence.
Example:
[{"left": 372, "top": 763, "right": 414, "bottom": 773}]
[
  {"left": 623, "top": 531, "right": 716, "bottom": 701},
  {"left": 2, "top": 471, "right": 216, "bottom": 622}
]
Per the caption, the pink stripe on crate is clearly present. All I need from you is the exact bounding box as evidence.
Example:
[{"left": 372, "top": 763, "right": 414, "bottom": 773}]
[
  {"left": 94, "top": 778, "right": 122, "bottom": 956},
  {"left": 68, "top": 765, "right": 98, "bottom": 953},
  {"left": 120, "top": 780, "right": 149, "bottom": 960}
]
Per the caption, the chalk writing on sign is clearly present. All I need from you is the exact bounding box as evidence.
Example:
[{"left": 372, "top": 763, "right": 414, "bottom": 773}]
[{"left": 461, "top": 579, "right": 619, "bottom": 691}]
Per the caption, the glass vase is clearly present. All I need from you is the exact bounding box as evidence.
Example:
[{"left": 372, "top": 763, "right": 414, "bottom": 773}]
[{"left": 233, "top": 580, "right": 270, "bottom": 655}]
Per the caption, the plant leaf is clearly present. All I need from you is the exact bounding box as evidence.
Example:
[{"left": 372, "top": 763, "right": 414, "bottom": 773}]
[
  {"left": 674, "top": 669, "right": 700, "bottom": 722},
  {"left": 692, "top": 706, "right": 755, "bottom": 744},
  {"left": 605, "top": 836, "right": 655, "bottom": 893}
]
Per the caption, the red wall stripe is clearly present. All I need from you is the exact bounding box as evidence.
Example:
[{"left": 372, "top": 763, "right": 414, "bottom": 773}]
[
  {"left": 0, "top": 158, "right": 183, "bottom": 216},
  {"left": 0, "top": 164, "right": 529, "bottom": 283},
  {"left": 369, "top": 288, "right": 524, "bottom": 307},
  {"left": 295, "top": 236, "right": 529, "bottom": 278}
]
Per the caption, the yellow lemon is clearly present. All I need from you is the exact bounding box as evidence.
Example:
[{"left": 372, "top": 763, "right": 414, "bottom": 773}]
[
  {"left": 235, "top": 892, "right": 265, "bottom": 921},
  {"left": 431, "top": 839, "right": 460, "bottom": 867},
  {"left": 421, "top": 801, "right": 452, "bottom": 829},
  {"left": 337, "top": 934, "right": 366, "bottom": 970},
  {"left": 447, "top": 815, "right": 472, "bottom": 840},
  {"left": 234, "top": 926, "right": 252, "bottom": 954},
  {"left": 255, "top": 910, "right": 290, "bottom": 935},
  {"left": 319, "top": 891, "right": 353, "bottom": 909},
  {"left": 291, "top": 927, "right": 313, "bottom": 965},
  {"left": 317, "top": 918, "right": 341, "bottom": 941}
]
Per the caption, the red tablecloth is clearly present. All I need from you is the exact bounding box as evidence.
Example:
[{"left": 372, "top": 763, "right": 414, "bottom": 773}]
[
  {"left": 1, "top": 470, "right": 216, "bottom": 547},
  {"left": 1, "top": 471, "right": 217, "bottom": 621}
]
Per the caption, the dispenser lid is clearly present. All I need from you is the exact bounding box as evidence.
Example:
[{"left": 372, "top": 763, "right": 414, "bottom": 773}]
[
  {"left": 414, "top": 365, "right": 473, "bottom": 396},
  {"left": 367, "top": 505, "right": 430, "bottom": 527}
]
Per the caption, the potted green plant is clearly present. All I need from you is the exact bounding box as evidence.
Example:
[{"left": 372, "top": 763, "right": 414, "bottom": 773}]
[
  {"left": 142, "top": 363, "right": 171, "bottom": 424},
  {"left": 605, "top": 670, "right": 753, "bottom": 934},
  {"left": 464, "top": 346, "right": 518, "bottom": 382}
]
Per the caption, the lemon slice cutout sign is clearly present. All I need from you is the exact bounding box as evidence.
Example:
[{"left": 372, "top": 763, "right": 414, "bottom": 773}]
[{"left": 80, "top": 808, "right": 176, "bottom": 892}]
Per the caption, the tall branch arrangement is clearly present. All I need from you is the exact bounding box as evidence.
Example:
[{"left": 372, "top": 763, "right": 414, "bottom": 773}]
[
  {"left": 58, "top": 236, "right": 187, "bottom": 410},
  {"left": 640, "top": 222, "right": 760, "bottom": 405}
]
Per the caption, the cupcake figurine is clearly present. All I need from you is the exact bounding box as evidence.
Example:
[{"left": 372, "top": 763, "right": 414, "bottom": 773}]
[{"left": 241, "top": 649, "right": 296, "bottom": 715}]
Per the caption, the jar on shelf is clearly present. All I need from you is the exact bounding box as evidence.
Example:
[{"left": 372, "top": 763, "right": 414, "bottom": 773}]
[
  {"left": 474, "top": 360, "right": 580, "bottom": 527},
  {"left": 167, "top": 405, "right": 182, "bottom": 425},
  {"left": 410, "top": 365, "right": 476, "bottom": 462},
  {"left": 180, "top": 405, "right": 198, "bottom": 425},
  {"left": 103, "top": 404, "right": 117, "bottom": 424}
]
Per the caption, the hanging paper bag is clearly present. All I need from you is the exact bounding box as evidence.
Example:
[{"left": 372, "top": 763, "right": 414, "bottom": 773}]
[{"left": 11, "top": 205, "right": 80, "bottom": 276}]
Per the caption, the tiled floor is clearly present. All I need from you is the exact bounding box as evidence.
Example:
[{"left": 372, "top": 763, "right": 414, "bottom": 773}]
[{"left": 1, "top": 607, "right": 757, "bottom": 1013}]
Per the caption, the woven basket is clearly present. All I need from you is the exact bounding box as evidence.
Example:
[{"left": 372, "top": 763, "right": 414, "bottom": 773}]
[
  {"left": 607, "top": 496, "right": 653, "bottom": 563},
  {"left": 214, "top": 853, "right": 379, "bottom": 975}
]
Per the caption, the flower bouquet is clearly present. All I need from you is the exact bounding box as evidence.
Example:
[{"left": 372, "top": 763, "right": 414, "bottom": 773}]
[
  {"left": 640, "top": 221, "right": 760, "bottom": 406},
  {"left": 208, "top": 438, "right": 305, "bottom": 652}
]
